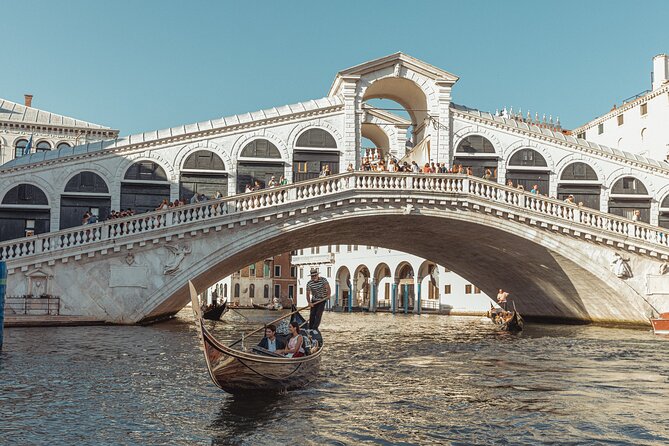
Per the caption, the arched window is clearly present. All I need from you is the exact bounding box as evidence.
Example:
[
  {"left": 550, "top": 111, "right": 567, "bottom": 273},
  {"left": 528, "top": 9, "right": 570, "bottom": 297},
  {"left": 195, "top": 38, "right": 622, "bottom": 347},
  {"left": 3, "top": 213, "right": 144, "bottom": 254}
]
[
  {"left": 249, "top": 284, "right": 255, "bottom": 298},
  {"left": 182, "top": 150, "right": 226, "bottom": 170},
  {"left": 0, "top": 184, "right": 50, "bottom": 241},
  {"left": 453, "top": 135, "right": 498, "bottom": 178},
  {"left": 559, "top": 162, "right": 598, "bottom": 181},
  {"left": 455, "top": 135, "right": 496, "bottom": 154},
  {"left": 558, "top": 162, "right": 601, "bottom": 209},
  {"left": 263, "top": 285, "right": 270, "bottom": 299},
  {"left": 180, "top": 151, "right": 228, "bottom": 199},
  {"left": 611, "top": 177, "right": 648, "bottom": 195},
  {"left": 660, "top": 195, "right": 669, "bottom": 229},
  {"left": 508, "top": 149, "right": 548, "bottom": 167},
  {"left": 223, "top": 284, "right": 228, "bottom": 298},
  {"left": 14, "top": 139, "right": 28, "bottom": 158},
  {"left": 296, "top": 129, "right": 337, "bottom": 148},
  {"left": 121, "top": 161, "right": 170, "bottom": 214},
  {"left": 64, "top": 172, "right": 109, "bottom": 194},
  {"left": 2, "top": 184, "right": 49, "bottom": 205},
  {"left": 237, "top": 140, "right": 285, "bottom": 192},
  {"left": 124, "top": 161, "right": 168, "bottom": 181},
  {"left": 609, "top": 177, "right": 650, "bottom": 222},
  {"left": 240, "top": 139, "right": 282, "bottom": 158},
  {"left": 36, "top": 141, "right": 51, "bottom": 152},
  {"left": 506, "top": 149, "right": 550, "bottom": 192},
  {"left": 234, "top": 284, "right": 240, "bottom": 298},
  {"left": 56, "top": 142, "right": 72, "bottom": 150}
]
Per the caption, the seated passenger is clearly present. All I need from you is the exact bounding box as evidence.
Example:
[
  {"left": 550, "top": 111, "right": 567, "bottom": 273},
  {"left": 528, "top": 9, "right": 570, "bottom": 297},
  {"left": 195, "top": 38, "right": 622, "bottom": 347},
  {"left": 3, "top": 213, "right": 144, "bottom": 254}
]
[
  {"left": 257, "top": 324, "right": 286, "bottom": 353},
  {"left": 276, "top": 321, "right": 305, "bottom": 358}
]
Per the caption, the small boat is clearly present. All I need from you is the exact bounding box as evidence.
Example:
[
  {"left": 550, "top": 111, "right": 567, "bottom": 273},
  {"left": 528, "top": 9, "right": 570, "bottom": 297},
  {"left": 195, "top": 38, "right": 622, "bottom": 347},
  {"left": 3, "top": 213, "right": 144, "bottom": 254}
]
[
  {"left": 189, "top": 281, "right": 323, "bottom": 394},
  {"left": 252, "top": 303, "right": 283, "bottom": 311},
  {"left": 650, "top": 312, "right": 669, "bottom": 335},
  {"left": 202, "top": 301, "right": 228, "bottom": 321},
  {"left": 487, "top": 304, "right": 524, "bottom": 332}
]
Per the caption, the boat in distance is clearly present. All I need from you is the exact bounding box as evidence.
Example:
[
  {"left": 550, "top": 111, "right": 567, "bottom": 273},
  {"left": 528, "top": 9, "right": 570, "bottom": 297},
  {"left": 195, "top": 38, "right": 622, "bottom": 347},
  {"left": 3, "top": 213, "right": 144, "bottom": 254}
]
[
  {"left": 650, "top": 312, "right": 669, "bottom": 335},
  {"left": 189, "top": 281, "right": 323, "bottom": 394}
]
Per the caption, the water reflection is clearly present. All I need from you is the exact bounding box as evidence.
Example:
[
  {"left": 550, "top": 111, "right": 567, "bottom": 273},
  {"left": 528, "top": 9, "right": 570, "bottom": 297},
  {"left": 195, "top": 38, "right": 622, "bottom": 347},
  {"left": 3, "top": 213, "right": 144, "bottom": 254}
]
[{"left": 1, "top": 311, "right": 668, "bottom": 445}]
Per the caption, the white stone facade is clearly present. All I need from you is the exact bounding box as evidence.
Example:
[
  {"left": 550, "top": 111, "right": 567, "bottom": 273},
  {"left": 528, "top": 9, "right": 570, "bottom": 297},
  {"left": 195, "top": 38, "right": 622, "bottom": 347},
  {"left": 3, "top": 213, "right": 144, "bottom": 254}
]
[
  {"left": 573, "top": 54, "right": 669, "bottom": 162},
  {"left": 291, "top": 245, "right": 494, "bottom": 314}
]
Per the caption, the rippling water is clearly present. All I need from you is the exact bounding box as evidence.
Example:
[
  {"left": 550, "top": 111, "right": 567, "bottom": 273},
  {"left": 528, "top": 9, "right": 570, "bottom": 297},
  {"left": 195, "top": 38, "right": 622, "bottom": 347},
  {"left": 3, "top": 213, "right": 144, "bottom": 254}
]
[{"left": 1, "top": 310, "right": 668, "bottom": 445}]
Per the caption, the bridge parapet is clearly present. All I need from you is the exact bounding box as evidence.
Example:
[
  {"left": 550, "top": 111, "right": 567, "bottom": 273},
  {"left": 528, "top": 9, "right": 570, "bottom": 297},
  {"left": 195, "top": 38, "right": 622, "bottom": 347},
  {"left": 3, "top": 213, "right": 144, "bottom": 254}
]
[{"left": 1, "top": 172, "right": 669, "bottom": 267}]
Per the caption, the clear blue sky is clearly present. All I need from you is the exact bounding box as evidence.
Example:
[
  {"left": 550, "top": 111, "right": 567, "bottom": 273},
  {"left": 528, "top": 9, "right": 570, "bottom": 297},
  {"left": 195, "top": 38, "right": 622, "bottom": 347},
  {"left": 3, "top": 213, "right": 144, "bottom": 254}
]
[{"left": 3, "top": 0, "right": 668, "bottom": 136}]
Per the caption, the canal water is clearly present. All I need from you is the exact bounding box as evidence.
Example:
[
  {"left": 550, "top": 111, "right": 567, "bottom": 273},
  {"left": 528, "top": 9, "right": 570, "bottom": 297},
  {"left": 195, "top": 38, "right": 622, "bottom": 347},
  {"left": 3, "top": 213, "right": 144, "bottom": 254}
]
[{"left": 1, "top": 311, "right": 668, "bottom": 445}]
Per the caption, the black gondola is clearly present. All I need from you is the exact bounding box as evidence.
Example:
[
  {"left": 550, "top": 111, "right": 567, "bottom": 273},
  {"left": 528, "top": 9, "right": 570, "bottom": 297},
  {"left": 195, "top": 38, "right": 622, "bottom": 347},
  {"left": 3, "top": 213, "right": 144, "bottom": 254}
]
[
  {"left": 202, "top": 301, "right": 228, "bottom": 321},
  {"left": 487, "top": 303, "right": 524, "bottom": 332}
]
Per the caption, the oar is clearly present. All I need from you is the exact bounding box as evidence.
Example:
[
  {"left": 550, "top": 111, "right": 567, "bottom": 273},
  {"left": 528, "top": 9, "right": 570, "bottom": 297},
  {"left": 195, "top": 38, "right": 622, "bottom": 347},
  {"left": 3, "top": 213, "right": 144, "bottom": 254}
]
[
  {"left": 228, "top": 296, "right": 330, "bottom": 348},
  {"left": 228, "top": 306, "right": 251, "bottom": 321}
]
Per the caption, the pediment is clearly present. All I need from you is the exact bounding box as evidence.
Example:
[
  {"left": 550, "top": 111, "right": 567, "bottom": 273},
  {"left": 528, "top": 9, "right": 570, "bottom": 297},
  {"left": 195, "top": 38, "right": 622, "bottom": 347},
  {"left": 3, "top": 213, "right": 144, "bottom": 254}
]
[{"left": 330, "top": 52, "right": 459, "bottom": 95}]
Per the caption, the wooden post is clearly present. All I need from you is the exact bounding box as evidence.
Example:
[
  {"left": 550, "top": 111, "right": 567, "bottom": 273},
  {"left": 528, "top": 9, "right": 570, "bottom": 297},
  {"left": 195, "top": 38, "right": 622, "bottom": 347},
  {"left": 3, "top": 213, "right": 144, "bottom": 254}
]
[{"left": 0, "top": 261, "right": 6, "bottom": 351}]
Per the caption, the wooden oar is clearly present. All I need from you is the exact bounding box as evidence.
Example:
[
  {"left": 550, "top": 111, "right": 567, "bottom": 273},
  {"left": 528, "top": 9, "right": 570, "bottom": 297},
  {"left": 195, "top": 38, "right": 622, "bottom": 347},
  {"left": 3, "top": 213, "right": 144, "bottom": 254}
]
[{"left": 228, "top": 296, "right": 330, "bottom": 348}]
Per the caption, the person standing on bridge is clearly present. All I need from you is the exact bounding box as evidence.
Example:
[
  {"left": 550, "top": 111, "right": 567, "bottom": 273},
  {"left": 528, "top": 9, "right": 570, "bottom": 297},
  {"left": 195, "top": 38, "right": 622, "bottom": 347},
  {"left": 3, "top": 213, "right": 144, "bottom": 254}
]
[{"left": 306, "top": 267, "right": 330, "bottom": 331}]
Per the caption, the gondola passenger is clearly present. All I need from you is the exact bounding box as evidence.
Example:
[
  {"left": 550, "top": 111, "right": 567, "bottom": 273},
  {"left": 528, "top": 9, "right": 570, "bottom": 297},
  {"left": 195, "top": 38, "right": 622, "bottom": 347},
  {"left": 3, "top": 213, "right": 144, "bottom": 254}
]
[
  {"left": 277, "top": 321, "right": 305, "bottom": 358},
  {"left": 257, "top": 324, "right": 286, "bottom": 353}
]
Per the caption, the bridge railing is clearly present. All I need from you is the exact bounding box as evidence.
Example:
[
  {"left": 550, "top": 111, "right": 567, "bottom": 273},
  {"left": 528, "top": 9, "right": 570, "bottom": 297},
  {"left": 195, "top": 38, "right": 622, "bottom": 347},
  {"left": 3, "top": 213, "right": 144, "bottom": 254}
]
[{"left": 1, "top": 172, "right": 668, "bottom": 263}]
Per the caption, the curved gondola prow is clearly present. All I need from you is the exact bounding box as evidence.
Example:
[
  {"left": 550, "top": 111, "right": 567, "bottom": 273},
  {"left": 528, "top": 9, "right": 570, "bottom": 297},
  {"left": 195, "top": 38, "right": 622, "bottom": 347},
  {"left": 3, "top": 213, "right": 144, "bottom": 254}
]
[{"left": 189, "top": 280, "right": 225, "bottom": 390}]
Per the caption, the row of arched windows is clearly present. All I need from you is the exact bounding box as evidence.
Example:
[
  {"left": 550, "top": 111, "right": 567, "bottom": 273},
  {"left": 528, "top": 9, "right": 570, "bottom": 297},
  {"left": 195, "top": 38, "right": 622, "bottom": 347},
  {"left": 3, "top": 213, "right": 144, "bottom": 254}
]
[
  {"left": 13, "top": 139, "right": 73, "bottom": 158},
  {"left": 454, "top": 135, "right": 668, "bottom": 225}
]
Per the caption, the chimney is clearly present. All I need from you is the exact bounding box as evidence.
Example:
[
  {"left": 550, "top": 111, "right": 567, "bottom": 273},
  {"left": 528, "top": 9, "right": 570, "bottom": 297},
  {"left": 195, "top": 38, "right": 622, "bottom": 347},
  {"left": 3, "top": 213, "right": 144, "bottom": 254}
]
[
  {"left": 652, "top": 54, "right": 669, "bottom": 90},
  {"left": 24, "top": 94, "right": 33, "bottom": 108}
]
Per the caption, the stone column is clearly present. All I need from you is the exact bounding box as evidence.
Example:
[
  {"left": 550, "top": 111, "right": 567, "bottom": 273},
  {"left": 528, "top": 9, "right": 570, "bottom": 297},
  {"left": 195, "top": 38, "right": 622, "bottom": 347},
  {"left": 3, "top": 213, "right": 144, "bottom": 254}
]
[
  {"left": 403, "top": 284, "right": 409, "bottom": 314},
  {"left": 391, "top": 281, "right": 398, "bottom": 314},
  {"left": 349, "top": 278, "right": 356, "bottom": 313},
  {"left": 435, "top": 80, "right": 454, "bottom": 165},
  {"left": 341, "top": 75, "right": 361, "bottom": 171},
  {"left": 371, "top": 278, "right": 377, "bottom": 313},
  {"left": 415, "top": 276, "right": 422, "bottom": 315},
  {"left": 335, "top": 281, "right": 340, "bottom": 309}
]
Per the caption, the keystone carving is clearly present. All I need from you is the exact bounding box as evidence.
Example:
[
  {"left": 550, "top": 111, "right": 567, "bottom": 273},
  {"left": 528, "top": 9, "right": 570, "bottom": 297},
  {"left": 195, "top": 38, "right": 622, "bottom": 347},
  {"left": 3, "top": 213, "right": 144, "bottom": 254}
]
[
  {"left": 163, "top": 244, "right": 192, "bottom": 275},
  {"left": 660, "top": 262, "right": 669, "bottom": 275},
  {"left": 610, "top": 253, "right": 632, "bottom": 279}
]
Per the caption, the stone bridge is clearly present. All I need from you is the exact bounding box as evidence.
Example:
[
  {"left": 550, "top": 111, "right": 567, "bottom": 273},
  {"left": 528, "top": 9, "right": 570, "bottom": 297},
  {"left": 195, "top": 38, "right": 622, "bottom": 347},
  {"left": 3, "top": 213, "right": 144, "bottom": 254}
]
[{"left": 2, "top": 172, "right": 668, "bottom": 324}]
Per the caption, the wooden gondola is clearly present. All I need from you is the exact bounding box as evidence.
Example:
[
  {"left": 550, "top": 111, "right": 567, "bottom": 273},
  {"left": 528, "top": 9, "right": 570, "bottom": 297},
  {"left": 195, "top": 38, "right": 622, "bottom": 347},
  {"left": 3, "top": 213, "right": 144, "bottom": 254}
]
[
  {"left": 487, "top": 303, "right": 524, "bottom": 332},
  {"left": 202, "top": 301, "right": 228, "bottom": 321},
  {"left": 189, "top": 281, "right": 323, "bottom": 394}
]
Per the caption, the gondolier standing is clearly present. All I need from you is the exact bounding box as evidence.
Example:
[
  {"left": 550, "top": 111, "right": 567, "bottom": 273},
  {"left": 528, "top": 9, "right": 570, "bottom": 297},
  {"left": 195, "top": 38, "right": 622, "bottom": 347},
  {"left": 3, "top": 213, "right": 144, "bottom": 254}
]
[{"left": 306, "top": 267, "right": 330, "bottom": 331}]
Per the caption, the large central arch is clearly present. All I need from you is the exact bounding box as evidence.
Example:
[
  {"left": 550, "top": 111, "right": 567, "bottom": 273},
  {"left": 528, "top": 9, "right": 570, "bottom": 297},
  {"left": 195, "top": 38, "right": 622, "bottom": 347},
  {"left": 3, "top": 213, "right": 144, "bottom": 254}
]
[{"left": 138, "top": 201, "right": 656, "bottom": 325}]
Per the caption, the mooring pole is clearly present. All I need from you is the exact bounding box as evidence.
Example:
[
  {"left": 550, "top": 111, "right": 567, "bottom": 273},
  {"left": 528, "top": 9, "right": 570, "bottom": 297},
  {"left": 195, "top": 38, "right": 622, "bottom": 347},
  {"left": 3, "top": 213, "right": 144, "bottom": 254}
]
[{"left": 0, "top": 261, "right": 7, "bottom": 351}]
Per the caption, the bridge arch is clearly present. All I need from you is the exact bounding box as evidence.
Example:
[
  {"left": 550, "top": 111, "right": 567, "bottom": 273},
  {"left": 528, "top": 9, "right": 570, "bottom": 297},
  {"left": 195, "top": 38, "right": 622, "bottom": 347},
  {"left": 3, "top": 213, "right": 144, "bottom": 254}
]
[
  {"left": 505, "top": 146, "right": 554, "bottom": 194},
  {"left": 173, "top": 140, "right": 233, "bottom": 176},
  {"left": 232, "top": 133, "right": 289, "bottom": 192},
  {"left": 659, "top": 193, "right": 669, "bottom": 228},
  {"left": 359, "top": 74, "right": 436, "bottom": 143},
  {"left": 352, "top": 264, "right": 371, "bottom": 309}
]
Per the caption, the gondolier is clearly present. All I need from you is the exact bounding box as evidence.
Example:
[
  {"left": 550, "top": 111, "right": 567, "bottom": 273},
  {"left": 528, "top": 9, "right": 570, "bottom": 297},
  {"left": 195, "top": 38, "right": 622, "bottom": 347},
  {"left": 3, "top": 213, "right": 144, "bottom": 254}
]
[{"left": 306, "top": 268, "right": 330, "bottom": 331}]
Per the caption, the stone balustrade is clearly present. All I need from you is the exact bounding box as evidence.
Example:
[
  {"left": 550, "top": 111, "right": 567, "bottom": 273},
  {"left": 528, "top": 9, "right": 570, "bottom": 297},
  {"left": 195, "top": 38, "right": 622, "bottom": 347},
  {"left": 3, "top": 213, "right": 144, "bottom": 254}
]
[{"left": 1, "top": 172, "right": 668, "bottom": 264}]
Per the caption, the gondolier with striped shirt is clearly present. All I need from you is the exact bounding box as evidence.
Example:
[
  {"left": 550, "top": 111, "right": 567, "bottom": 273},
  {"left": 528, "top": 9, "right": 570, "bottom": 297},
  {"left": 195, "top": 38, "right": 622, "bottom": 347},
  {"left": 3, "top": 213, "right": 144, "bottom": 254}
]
[{"left": 306, "top": 267, "right": 330, "bottom": 331}]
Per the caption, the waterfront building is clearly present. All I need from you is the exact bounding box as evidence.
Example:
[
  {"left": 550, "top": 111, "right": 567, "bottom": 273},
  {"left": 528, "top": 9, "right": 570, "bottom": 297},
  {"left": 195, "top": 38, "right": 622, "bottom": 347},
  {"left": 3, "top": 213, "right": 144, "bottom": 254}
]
[
  {"left": 573, "top": 54, "right": 669, "bottom": 162},
  {"left": 291, "top": 245, "right": 494, "bottom": 313}
]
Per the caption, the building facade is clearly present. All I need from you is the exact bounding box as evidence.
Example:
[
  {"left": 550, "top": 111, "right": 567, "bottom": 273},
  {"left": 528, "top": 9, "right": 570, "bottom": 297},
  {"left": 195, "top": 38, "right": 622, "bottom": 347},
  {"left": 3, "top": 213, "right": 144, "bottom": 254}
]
[
  {"left": 291, "top": 245, "right": 494, "bottom": 314},
  {"left": 573, "top": 54, "right": 669, "bottom": 162}
]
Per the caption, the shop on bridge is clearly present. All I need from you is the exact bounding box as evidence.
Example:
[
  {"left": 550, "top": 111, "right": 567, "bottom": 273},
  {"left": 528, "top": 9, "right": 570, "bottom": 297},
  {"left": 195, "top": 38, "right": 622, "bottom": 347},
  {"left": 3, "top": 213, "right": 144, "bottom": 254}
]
[
  {"left": 60, "top": 172, "right": 111, "bottom": 229},
  {"left": 557, "top": 162, "right": 602, "bottom": 209},
  {"left": 608, "top": 176, "right": 651, "bottom": 223},
  {"left": 179, "top": 150, "right": 228, "bottom": 200},
  {"left": 236, "top": 139, "right": 286, "bottom": 193},
  {"left": 292, "top": 129, "right": 340, "bottom": 182},
  {"left": 505, "top": 149, "right": 551, "bottom": 193},
  {"left": 453, "top": 135, "right": 498, "bottom": 179},
  {"left": 0, "top": 184, "right": 50, "bottom": 241},
  {"left": 121, "top": 161, "right": 171, "bottom": 214}
]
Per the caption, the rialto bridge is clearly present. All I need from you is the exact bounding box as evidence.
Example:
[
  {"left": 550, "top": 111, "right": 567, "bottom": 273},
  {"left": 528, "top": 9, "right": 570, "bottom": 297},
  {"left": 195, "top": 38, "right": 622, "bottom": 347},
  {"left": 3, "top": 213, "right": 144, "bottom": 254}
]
[
  {"left": 1, "top": 53, "right": 669, "bottom": 324},
  {"left": 0, "top": 172, "right": 668, "bottom": 325}
]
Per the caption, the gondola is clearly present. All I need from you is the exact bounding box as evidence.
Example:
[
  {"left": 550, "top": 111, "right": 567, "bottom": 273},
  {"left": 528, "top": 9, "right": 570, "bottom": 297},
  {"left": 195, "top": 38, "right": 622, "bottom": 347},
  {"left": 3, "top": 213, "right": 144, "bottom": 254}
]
[
  {"left": 202, "top": 301, "right": 228, "bottom": 321},
  {"left": 487, "top": 303, "right": 524, "bottom": 332},
  {"left": 252, "top": 303, "right": 282, "bottom": 311},
  {"left": 189, "top": 281, "right": 323, "bottom": 394}
]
